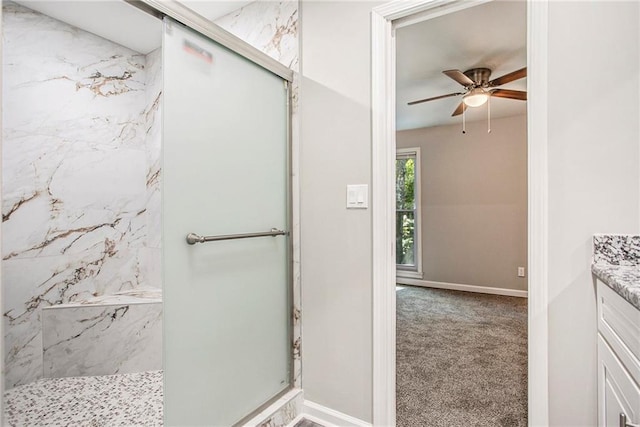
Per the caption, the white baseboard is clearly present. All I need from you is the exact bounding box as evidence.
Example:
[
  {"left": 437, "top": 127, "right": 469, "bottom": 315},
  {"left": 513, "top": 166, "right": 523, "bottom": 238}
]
[
  {"left": 396, "top": 278, "right": 528, "bottom": 298},
  {"left": 302, "top": 400, "right": 372, "bottom": 427}
]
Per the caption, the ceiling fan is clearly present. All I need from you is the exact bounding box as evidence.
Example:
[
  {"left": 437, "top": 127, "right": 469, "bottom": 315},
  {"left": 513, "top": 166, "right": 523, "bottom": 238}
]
[{"left": 408, "top": 67, "right": 527, "bottom": 116}]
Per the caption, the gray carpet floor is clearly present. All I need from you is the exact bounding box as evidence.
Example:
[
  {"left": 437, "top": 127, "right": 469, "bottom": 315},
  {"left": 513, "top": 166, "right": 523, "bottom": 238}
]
[{"left": 396, "top": 286, "right": 527, "bottom": 427}]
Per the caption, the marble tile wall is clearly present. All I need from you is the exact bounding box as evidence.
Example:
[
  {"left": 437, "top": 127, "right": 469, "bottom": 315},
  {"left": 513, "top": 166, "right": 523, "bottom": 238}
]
[
  {"left": 2, "top": 2, "right": 161, "bottom": 388},
  {"left": 142, "top": 47, "right": 163, "bottom": 289},
  {"left": 215, "top": 0, "right": 302, "bottom": 390},
  {"left": 215, "top": 1, "right": 299, "bottom": 72},
  {"left": 42, "top": 299, "right": 162, "bottom": 378}
]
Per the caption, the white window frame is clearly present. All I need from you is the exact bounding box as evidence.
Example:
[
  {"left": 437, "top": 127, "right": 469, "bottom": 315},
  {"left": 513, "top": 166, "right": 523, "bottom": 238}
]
[{"left": 395, "top": 147, "right": 423, "bottom": 279}]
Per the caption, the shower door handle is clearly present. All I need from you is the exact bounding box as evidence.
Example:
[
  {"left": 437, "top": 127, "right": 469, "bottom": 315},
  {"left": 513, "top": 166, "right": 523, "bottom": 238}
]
[
  {"left": 186, "top": 228, "right": 288, "bottom": 245},
  {"left": 621, "top": 413, "right": 640, "bottom": 427}
]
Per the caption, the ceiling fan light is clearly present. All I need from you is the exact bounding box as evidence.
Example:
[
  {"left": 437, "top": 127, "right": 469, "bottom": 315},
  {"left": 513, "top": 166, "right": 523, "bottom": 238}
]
[{"left": 463, "top": 88, "right": 489, "bottom": 107}]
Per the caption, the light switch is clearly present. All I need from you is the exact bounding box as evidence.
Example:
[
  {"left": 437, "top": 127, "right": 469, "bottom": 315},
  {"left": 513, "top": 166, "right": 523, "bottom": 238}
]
[{"left": 347, "top": 184, "right": 368, "bottom": 209}]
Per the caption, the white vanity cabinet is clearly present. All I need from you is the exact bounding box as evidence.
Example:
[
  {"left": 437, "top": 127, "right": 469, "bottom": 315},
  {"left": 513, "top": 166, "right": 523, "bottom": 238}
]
[{"left": 597, "top": 280, "right": 640, "bottom": 427}]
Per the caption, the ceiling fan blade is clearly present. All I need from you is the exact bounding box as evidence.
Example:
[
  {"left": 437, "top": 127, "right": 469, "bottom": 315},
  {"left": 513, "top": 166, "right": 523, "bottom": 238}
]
[
  {"left": 488, "top": 67, "right": 527, "bottom": 87},
  {"left": 443, "top": 69, "right": 475, "bottom": 87},
  {"left": 451, "top": 102, "right": 467, "bottom": 116},
  {"left": 408, "top": 92, "right": 464, "bottom": 106},
  {"left": 490, "top": 89, "right": 527, "bottom": 100}
]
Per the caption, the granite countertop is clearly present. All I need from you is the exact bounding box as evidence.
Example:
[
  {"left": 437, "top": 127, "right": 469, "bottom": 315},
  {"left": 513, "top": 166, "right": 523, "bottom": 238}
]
[
  {"left": 592, "top": 234, "right": 640, "bottom": 311},
  {"left": 592, "top": 263, "right": 640, "bottom": 311}
]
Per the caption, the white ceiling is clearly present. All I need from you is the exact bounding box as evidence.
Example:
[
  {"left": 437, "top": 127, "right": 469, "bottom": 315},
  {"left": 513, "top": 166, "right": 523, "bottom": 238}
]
[
  {"left": 396, "top": 0, "right": 527, "bottom": 131},
  {"left": 13, "top": 0, "right": 253, "bottom": 55}
]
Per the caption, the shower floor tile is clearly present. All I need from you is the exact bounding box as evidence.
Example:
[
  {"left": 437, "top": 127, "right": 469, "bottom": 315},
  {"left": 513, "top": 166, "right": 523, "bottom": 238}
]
[{"left": 3, "top": 370, "right": 162, "bottom": 426}]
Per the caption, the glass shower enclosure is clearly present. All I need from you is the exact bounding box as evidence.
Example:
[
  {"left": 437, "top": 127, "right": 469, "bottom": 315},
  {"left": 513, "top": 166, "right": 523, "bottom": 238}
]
[{"left": 162, "top": 17, "right": 292, "bottom": 426}]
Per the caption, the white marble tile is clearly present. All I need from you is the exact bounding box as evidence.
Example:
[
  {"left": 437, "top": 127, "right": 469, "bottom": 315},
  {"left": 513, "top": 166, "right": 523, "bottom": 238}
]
[
  {"left": 144, "top": 48, "right": 163, "bottom": 251},
  {"left": 140, "top": 247, "right": 162, "bottom": 291},
  {"left": 3, "top": 147, "right": 148, "bottom": 260},
  {"left": 3, "top": 248, "right": 147, "bottom": 387},
  {"left": 215, "top": 1, "right": 299, "bottom": 71},
  {"left": 49, "top": 148, "right": 147, "bottom": 211},
  {"left": 2, "top": 5, "right": 147, "bottom": 153},
  {"left": 2, "top": 238, "right": 149, "bottom": 389},
  {"left": 2, "top": 2, "right": 150, "bottom": 263},
  {"left": 42, "top": 301, "right": 162, "bottom": 378},
  {"left": 4, "top": 248, "right": 148, "bottom": 311},
  {"left": 68, "top": 288, "right": 162, "bottom": 306},
  {"left": 2, "top": 2, "right": 162, "bottom": 388},
  {"left": 145, "top": 186, "right": 161, "bottom": 249},
  {"left": 144, "top": 48, "right": 163, "bottom": 162},
  {"left": 2, "top": 312, "right": 43, "bottom": 392}
]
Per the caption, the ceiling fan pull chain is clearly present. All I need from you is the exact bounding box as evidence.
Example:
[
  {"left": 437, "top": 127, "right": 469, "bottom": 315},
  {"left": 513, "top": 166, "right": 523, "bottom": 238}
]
[
  {"left": 487, "top": 95, "right": 492, "bottom": 133},
  {"left": 462, "top": 106, "right": 466, "bottom": 134}
]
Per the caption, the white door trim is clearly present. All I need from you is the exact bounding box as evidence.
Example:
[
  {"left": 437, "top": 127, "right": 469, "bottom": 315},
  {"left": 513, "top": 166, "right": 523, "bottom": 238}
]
[
  {"left": 525, "top": 1, "right": 549, "bottom": 425},
  {"left": 370, "top": 1, "right": 549, "bottom": 426}
]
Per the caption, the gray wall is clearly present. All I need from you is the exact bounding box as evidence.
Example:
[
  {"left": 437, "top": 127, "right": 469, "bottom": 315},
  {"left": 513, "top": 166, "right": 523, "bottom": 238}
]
[
  {"left": 299, "top": 0, "right": 382, "bottom": 422},
  {"left": 547, "top": 2, "right": 640, "bottom": 425},
  {"left": 397, "top": 115, "right": 528, "bottom": 292},
  {"left": 299, "top": 1, "right": 640, "bottom": 425}
]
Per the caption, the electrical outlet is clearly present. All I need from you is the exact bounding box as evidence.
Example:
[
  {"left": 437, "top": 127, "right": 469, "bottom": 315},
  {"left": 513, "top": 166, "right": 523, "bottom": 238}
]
[{"left": 518, "top": 267, "right": 526, "bottom": 278}]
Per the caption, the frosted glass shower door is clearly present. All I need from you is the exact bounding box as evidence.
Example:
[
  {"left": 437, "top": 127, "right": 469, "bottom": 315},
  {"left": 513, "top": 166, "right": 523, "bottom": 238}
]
[{"left": 162, "top": 19, "right": 290, "bottom": 426}]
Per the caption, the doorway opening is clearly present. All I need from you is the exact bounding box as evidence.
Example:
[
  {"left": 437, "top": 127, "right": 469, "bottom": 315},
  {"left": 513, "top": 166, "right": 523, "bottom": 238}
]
[
  {"left": 371, "top": 0, "right": 549, "bottom": 425},
  {"left": 394, "top": 4, "right": 528, "bottom": 424}
]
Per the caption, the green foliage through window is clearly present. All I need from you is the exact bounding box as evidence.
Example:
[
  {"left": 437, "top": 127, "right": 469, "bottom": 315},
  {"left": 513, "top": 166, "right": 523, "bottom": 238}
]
[{"left": 396, "top": 156, "right": 416, "bottom": 266}]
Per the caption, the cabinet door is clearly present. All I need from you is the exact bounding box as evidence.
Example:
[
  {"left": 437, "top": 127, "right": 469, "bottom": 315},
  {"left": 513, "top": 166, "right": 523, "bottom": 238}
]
[
  {"left": 599, "top": 335, "right": 640, "bottom": 426},
  {"left": 597, "top": 280, "right": 640, "bottom": 374}
]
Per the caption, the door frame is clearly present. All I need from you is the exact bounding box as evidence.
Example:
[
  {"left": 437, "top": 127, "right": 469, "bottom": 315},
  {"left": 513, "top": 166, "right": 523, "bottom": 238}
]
[{"left": 371, "top": 0, "right": 549, "bottom": 425}]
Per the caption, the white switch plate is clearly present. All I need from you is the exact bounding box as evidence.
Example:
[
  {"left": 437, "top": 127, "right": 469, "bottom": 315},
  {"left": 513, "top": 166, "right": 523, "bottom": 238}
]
[
  {"left": 518, "top": 267, "right": 526, "bottom": 277},
  {"left": 347, "top": 184, "right": 368, "bottom": 209}
]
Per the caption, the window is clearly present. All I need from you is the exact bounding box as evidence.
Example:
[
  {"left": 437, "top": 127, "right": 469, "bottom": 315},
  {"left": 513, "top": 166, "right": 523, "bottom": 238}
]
[{"left": 396, "top": 148, "right": 422, "bottom": 279}]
